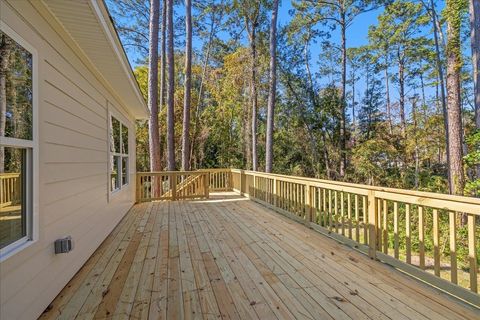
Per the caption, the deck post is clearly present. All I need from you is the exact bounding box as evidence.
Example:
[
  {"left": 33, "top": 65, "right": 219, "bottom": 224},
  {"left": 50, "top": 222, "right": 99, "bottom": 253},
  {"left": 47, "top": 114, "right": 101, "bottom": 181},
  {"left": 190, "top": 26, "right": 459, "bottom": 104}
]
[
  {"left": 273, "top": 178, "right": 277, "bottom": 207},
  {"left": 305, "top": 183, "right": 313, "bottom": 223},
  {"left": 136, "top": 174, "right": 141, "bottom": 203},
  {"left": 171, "top": 173, "right": 177, "bottom": 201},
  {"left": 204, "top": 172, "right": 210, "bottom": 199},
  {"left": 468, "top": 213, "right": 478, "bottom": 293},
  {"left": 252, "top": 172, "right": 256, "bottom": 199},
  {"left": 368, "top": 190, "right": 377, "bottom": 259}
]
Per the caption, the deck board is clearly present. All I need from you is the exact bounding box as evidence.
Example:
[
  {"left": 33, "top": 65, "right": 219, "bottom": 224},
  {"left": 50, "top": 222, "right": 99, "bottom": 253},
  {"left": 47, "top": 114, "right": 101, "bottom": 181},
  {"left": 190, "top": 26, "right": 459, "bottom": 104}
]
[{"left": 40, "top": 192, "right": 479, "bottom": 320}]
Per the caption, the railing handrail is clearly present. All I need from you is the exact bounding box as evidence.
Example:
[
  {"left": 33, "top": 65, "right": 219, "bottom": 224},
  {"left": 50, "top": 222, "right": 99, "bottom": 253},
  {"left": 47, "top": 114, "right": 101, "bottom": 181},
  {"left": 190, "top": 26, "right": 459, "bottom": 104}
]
[
  {"left": 230, "top": 168, "right": 480, "bottom": 210},
  {"left": 137, "top": 170, "right": 206, "bottom": 175},
  {"left": 0, "top": 172, "right": 21, "bottom": 178},
  {"left": 137, "top": 168, "right": 480, "bottom": 211}
]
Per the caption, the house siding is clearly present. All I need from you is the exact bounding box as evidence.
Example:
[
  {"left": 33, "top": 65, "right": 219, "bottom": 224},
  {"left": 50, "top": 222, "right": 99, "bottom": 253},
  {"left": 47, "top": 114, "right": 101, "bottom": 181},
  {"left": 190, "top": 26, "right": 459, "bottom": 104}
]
[{"left": 0, "top": 1, "right": 138, "bottom": 319}]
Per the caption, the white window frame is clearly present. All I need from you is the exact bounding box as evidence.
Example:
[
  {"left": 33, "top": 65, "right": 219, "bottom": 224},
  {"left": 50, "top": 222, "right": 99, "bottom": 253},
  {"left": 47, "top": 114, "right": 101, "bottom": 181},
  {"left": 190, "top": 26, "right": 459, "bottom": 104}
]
[
  {"left": 109, "top": 111, "right": 130, "bottom": 196},
  {"left": 0, "top": 22, "right": 39, "bottom": 261}
]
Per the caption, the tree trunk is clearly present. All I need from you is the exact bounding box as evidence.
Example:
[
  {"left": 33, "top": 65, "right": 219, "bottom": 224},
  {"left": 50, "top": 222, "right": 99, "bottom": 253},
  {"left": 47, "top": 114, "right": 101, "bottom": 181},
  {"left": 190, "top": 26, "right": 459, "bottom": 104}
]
[
  {"left": 446, "top": 0, "right": 465, "bottom": 199},
  {"left": 250, "top": 27, "right": 258, "bottom": 171},
  {"left": 160, "top": 0, "right": 167, "bottom": 109},
  {"left": 190, "top": 11, "right": 217, "bottom": 169},
  {"left": 430, "top": 0, "right": 452, "bottom": 192},
  {"left": 471, "top": 0, "right": 480, "bottom": 128},
  {"left": 351, "top": 67, "right": 357, "bottom": 146},
  {"left": 339, "top": 10, "right": 347, "bottom": 178},
  {"left": 159, "top": 0, "right": 167, "bottom": 168},
  {"left": 385, "top": 61, "right": 392, "bottom": 135},
  {"left": 166, "top": 0, "right": 175, "bottom": 171},
  {"left": 265, "top": 0, "right": 279, "bottom": 173},
  {"left": 148, "top": 0, "right": 161, "bottom": 173},
  {"left": 398, "top": 50, "right": 407, "bottom": 136},
  {"left": 412, "top": 98, "right": 419, "bottom": 189},
  {"left": 181, "top": 0, "right": 192, "bottom": 171},
  {"left": 303, "top": 38, "right": 324, "bottom": 177},
  {"left": 0, "top": 35, "right": 11, "bottom": 173}
]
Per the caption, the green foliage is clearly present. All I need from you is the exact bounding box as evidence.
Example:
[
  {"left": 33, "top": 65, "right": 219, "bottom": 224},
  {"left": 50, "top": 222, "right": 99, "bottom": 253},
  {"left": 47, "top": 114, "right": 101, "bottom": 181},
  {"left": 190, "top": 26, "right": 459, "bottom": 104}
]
[{"left": 464, "top": 130, "right": 480, "bottom": 196}]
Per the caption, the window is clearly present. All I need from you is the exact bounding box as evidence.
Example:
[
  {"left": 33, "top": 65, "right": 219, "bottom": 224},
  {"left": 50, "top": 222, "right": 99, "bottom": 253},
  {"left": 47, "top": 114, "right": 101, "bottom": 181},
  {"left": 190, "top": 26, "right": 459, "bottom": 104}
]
[
  {"left": 0, "top": 27, "right": 36, "bottom": 257},
  {"left": 110, "top": 116, "right": 129, "bottom": 192}
]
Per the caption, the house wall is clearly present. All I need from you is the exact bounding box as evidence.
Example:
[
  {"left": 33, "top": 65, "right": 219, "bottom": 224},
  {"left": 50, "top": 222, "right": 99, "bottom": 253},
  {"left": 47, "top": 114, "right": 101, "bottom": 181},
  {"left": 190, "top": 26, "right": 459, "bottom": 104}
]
[{"left": 0, "top": 1, "right": 138, "bottom": 319}]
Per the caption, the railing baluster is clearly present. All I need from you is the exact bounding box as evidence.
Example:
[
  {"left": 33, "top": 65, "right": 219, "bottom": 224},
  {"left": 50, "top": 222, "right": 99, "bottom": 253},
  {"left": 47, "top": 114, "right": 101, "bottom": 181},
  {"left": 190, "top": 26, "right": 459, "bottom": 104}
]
[
  {"left": 467, "top": 213, "right": 478, "bottom": 293},
  {"left": 355, "top": 194, "right": 359, "bottom": 242},
  {"left": 334, "top": 191, "right": 338, "bottom": 233},
  {"left": 368, "top": 190, "right": 377, "bottom": 259},
  {"left": 383, "top": 199, "right": 388, "bottom": 254},
  {"left": 433, "top": 209, "right": 440, "bottom": 276},
  {"left": 347, "top": 193, "right": 352, "bottom": 239},
  {"left": 406, "top": 204, "right": 411, "bottom": 265},
  {"left": 449, "top": 211, "right": 457, "bottom": 284},
  {"left": 394, "top": 202, "right": 399, "bottom": 259},
  {"left": 362, "top": 196, "right": 367, "bottom": 245},
  {"left": 340, "top": 192, "right": 345, "bottom": 236},
  {"left": 419, "top": 206, "right": 425, "bottom": 270},
  {"left": 377, "top": 198, "right": 382, "bottom": 251},
  {"left": 328, "top": 190, "right": 333, "bottom": 231},
  {"left": 322, "top": 188, "right": 327, "bottom": 227}
]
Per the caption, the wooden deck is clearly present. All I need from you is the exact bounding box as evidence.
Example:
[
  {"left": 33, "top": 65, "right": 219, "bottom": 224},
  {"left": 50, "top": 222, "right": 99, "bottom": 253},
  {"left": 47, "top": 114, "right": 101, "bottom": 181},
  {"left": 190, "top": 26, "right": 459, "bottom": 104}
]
[{"left": 40, "top": 192, "right": 479, "bottom": 320}]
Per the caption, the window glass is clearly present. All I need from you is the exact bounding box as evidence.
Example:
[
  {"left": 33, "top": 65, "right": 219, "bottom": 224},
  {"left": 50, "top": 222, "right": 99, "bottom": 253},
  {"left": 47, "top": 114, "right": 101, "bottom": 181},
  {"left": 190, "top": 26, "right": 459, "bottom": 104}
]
[
  {"left": 122, "top": 156, "right": 128, "bottom": 186},
  {"left": 110, "top": 116, "right": 129, "bottom": 192},
  {"left": 0, "top": 147, "right": 26, "bottom": 249},
  {"left": 121, "top": 124, "right": 128, "bottom": 154},
  {"left": 111, "top": 155, "right": 120, "bottom": 191},
  {"left": 0, "top": 30, "right": 33, "bottom": 141},
  {"left": 111, "top": 117, "right": 120, "bottom": 153}
]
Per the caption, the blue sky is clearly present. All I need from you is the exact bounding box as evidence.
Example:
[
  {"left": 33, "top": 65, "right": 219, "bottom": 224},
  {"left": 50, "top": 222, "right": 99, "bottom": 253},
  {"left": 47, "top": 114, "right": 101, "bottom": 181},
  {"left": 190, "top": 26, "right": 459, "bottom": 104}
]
[{"left": 115, "top": 0, "right": 475, "bottom": 117}]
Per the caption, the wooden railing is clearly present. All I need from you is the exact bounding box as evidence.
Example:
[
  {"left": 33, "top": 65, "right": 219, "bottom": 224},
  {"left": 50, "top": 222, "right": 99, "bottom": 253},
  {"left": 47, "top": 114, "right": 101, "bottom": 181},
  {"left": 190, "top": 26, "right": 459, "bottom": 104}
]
[
  {"left": 136, "top": 171, "right": 209, "bottom": 202},
  {"left": 230, "top": 169, "right": 480, "bottom": 307},
  {"left": 199, "top": 168, "right": 232, "bottom": 191},
  {"left": 161, "top": 173, "right": 201, "bottom": 198},
  {"left": 134, "top": 168, "right": 479, "bottom": 305},
  {"left": 0, "top": 173, "right": 21, "bottom": 208}
]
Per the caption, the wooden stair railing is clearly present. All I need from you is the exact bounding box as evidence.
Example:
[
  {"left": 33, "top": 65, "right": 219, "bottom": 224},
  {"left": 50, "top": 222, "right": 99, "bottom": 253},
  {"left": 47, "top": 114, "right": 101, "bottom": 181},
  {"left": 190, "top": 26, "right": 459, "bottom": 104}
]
[
  {"left": 136, "top": 171, "right": 209, "bottom": 202},
  {"left": 161, "top": 173, "right": 200, "bottom": 198}
]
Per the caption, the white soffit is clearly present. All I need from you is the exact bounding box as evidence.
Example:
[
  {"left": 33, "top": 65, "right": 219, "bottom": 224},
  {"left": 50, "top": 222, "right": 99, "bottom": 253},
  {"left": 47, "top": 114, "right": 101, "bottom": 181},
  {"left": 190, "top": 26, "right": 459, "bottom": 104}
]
[{"left": 42, "top": 0, "right": 149, "bottom": 119}]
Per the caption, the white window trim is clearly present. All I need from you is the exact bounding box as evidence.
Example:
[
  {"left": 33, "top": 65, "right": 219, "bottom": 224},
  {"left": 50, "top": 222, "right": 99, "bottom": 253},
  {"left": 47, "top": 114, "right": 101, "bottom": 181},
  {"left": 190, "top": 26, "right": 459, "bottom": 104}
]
[
  {"left": 108, "top": 108, "right": 130, "bottom": 198},
  {"left": 0, "top": 22, "right": 39, "bottom": 262}
]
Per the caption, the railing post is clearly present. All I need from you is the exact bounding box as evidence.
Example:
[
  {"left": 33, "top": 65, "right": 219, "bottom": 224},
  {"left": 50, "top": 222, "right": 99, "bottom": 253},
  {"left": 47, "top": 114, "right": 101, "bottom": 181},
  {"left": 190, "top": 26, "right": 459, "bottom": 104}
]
[
  {"left": 468, "top": 213, "right": 478, "bottom": 293},
  {"left": 305, "top": 183, "right": 313, "bottom": 223},
  {"left": 368, "top": 190, "right": 377, "bottom": 259},
  {"left": 228, "top": 170, "right": 233, "bottom": 191},
  {"left": 204, "top": 172, "right": 210, "bottom": 199},
  {"left": 252, "top": 172, "right": 256, "bottom": 198},
  {"left": 136, "top": 174, "right": 141, "bottom": 203},
  {"left": 171, "top": 173, "right": 177, "bottom": 201},
  {"left": 273, "top": 178, "right": 277, "bottom": 207}
]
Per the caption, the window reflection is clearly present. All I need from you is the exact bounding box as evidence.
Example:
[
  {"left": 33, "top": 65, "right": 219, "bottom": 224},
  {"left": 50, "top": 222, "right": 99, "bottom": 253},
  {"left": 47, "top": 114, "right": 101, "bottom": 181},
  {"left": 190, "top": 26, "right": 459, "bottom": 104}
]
[
  {"left": 111, "top": 117, "right": 120, "bottom": 154},
  {"left": 122, "top": 124, "right": 128, "bottom": 154},
  {"left": 0, "top": 30, "right": 33, "bottom": 142},
  {"left": 0, "top": 147, "right": 26, "bottom": 249},
  {"left": 122, "top": 156, "right": 128, "bottom": 186},
  {"left": 111, "top": 155, "right": 120, "bottom": 192}
]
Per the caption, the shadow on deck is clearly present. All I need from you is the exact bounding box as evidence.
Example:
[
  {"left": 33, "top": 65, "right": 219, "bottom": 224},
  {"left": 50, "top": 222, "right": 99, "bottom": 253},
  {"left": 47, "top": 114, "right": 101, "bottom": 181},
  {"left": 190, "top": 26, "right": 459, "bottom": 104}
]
[{"left": 40, "top": 192, "right": 478, "bottom": 320}]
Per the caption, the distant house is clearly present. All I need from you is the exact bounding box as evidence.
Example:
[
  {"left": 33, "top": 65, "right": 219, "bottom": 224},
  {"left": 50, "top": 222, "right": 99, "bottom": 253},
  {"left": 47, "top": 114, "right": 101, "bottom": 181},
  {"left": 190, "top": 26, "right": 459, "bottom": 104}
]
[{"left": 0, "top": 1, "right": 148, "bottom": 319}]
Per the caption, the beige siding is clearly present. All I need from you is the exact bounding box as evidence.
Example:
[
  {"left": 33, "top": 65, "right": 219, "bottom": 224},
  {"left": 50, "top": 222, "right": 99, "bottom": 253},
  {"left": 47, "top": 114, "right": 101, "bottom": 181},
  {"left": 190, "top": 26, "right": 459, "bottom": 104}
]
[{"left": 0, "top": 1, "right": 139, "bottom": 319}]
